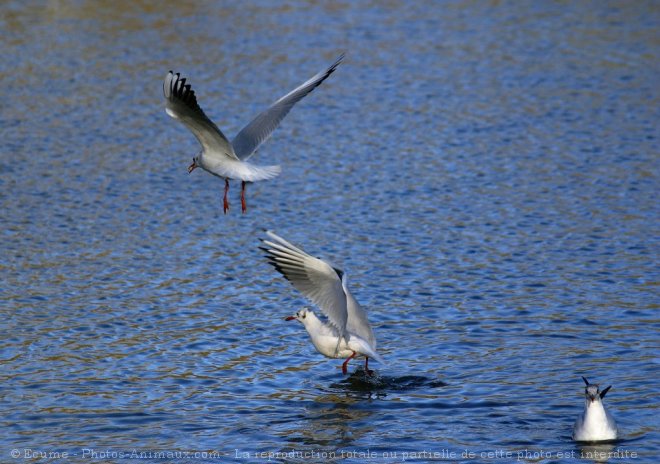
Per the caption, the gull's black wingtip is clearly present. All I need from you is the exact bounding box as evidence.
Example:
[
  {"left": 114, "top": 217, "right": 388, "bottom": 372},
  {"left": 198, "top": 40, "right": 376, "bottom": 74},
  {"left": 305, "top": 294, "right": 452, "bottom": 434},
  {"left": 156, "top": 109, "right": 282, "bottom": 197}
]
[
  {"left": 330, "top": 53, "right": 345, "bottom": 71},
  {"left": 600, "top": 385, "right": 612, "bottom": 399}
]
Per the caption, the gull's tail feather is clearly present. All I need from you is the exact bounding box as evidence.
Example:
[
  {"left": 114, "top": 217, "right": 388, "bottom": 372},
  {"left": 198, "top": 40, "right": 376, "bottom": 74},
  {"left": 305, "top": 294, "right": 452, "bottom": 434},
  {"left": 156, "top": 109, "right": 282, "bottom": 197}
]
[
  {"left": 367, "top": 350, "right": 386, "bottom": 365},
  {"left": 351, "top": 337, "right": 385, "bottom": 365},
  {"left": 221, "top": 162, "right": 281, "bottom": 182}
]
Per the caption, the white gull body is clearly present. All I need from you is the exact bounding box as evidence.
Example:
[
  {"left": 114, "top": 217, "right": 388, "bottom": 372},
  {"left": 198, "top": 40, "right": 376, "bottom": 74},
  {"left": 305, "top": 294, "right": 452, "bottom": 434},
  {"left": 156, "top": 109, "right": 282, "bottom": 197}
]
[
  {"left": 163, "top": 54, "right": 344, "bottom": 213},
  {"left": 261, "top": 231, "right": 384, "bottom": 374},
  {"left": 573, "top": 376, "right": 618, "bottom": 442}
]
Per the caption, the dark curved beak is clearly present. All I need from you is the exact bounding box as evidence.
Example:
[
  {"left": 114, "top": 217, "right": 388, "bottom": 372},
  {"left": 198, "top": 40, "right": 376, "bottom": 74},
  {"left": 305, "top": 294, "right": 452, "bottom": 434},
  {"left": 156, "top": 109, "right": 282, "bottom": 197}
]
[
  {"left": 285, "top": 316, "right": 296, "bottom": 321},
  {"left": 188, "top": 160, "right": 197, "bottom": 174}
]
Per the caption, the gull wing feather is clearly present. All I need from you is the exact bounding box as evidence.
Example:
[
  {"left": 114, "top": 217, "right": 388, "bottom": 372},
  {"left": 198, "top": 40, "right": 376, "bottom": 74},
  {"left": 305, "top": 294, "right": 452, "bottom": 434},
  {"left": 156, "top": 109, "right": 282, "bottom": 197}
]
[
  {"left": 344, "top": 281, "right": 376, "bottom": 349},
  {"left": 261, "top": 231, "right": 348, "bottom": 340},
  {"left": 163, "top": 71, "right": 238, "bottom": 161},
  {"left": 231, "top": 54, "right": 344, "bottom": 160}
]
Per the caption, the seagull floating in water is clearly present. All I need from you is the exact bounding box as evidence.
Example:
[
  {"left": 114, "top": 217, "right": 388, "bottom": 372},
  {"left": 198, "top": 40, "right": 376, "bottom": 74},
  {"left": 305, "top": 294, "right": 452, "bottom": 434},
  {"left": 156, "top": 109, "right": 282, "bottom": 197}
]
[
  {"left": 163, "top": 54, "right": 344, "bottom": 213},
  {"left": 573, "top": 376, "right": 618, "bottom": 442},
  {"left": 260, "top": 231, "right": 384, "bottom": 375}
]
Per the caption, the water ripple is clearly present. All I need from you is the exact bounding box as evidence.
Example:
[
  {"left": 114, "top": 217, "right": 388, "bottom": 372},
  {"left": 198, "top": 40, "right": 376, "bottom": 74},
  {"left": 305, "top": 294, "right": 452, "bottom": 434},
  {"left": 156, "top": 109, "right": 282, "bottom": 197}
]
[{"left": 1, "top": 0, "right": 659, "bottom": 462}]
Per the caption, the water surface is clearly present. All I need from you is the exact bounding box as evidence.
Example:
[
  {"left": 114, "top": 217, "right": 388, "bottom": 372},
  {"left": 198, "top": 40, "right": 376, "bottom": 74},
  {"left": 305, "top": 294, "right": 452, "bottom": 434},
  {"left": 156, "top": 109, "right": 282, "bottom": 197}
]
[{"left": 1, "top": 1, "right": 658, "bottom": 463}]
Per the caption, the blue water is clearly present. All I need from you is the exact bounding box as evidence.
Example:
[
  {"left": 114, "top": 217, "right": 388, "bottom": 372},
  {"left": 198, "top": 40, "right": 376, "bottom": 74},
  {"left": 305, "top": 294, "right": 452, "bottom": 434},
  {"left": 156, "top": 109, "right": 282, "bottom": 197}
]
[{"left": 1, "top": 1, "right": 658, "bottom": 463}]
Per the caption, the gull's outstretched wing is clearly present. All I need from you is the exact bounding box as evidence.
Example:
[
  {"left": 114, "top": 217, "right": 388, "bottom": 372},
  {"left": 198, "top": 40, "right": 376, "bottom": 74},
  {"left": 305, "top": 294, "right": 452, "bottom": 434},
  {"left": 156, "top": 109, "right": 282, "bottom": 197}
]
[
  {"left": 164, "top": 71, "right": 238, "bottom": 161},
  {"left": 344, "top": 282, "right": 376, "bottom": 349},
  {"left": 232, "top": 54, "right": 344, "bottom": 160},
  {"left": 261, "top": 230, "right": 348, "bottom": 340}
]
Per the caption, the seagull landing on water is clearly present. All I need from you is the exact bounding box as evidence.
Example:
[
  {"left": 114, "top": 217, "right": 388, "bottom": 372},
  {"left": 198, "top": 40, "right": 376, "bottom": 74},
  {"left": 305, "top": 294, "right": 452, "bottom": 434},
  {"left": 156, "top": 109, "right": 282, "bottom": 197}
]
[
  {"left": 163, "top": 54, "right": 344, "bottom": 214},
  {"left": 260, "top": 231, "right": 385, "bottom": 375},
  {"left": 573, "top": 376, "right": 618, "bottom": 442}
]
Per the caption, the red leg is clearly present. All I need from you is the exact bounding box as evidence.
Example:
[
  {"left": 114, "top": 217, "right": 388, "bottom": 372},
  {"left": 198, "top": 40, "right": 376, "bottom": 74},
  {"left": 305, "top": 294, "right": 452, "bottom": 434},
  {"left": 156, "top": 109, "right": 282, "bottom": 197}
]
[
  {"left": 223, "top": 179, "right": 230, "bottom": 214},
  {"left": 365, "top": 357, "right": 373, "bottom": 376},
  {"left": 241, "top": 181, "right": 247, "bottom": 213},
  {"left": 342, "top": 351, "right": 357, "bottom": 375}
]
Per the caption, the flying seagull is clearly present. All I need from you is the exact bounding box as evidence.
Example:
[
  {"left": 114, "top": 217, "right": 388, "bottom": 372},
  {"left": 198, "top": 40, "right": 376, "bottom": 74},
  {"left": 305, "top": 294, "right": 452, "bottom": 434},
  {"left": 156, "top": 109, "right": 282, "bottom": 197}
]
[
  {"left": 261, "top": 230, "right": 384, "bottom": 375},
  {"left": 163, "top": 54, "right": 344, "bottom": 213}
]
